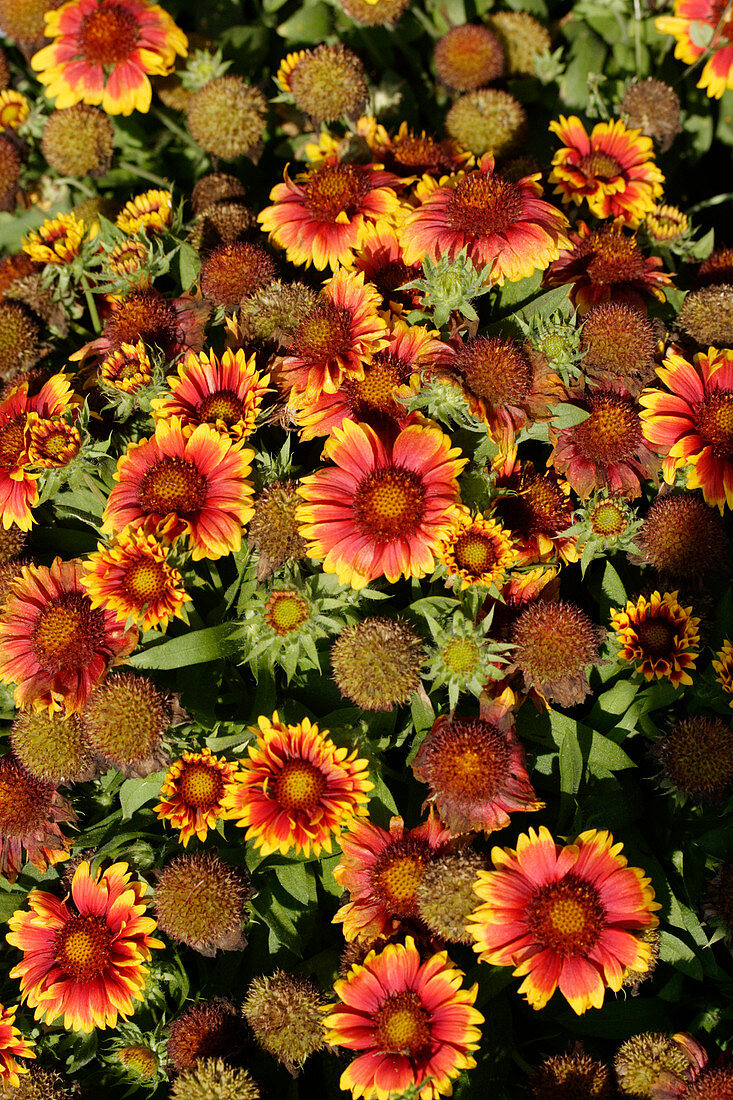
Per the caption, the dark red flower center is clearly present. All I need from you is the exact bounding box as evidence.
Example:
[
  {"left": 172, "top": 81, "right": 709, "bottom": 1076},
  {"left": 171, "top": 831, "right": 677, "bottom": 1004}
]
[
  {"left": 368, "top": 258, "right": 421, "bottom": 309},
  {"left": 423, "top": 719, "right": 510, "bottom": 801},
  {"left": 354, "top": 466, "right": 425, "bottom": 542},
  {"left": 528, "top": 873, "right": 606, "bottom": 957},
  {"left": 55, "top": 915, "right": 113, "bottom": 982},
  {"left": 303, "top": 164, "right": 371, "bottom": 221},
  {"left": 496, "top": 468, "right": 572, "bottom": 539},
  {"left": 390, "top": 133, "right": 453, "bottom": 175},
  {"left": 32, "top": 593, "right": 106, "bottom": 673},
  {"left": 197, "top": 390, "right": 246, "bottom": 427},
  {"left": 447, "top": 172, "right": 523, "bottom": 237},
  {"left": 264, "top": 590, "right": 309, "bottom": 635},
  {"left": 0, "top": 416, "right": 26, "bottom": 467},
  {"left": 373, "top": 991, "right": 431, "bottom": 1057},
  {"left": 694, "top": 391, "right": 733, "bottom": 456},
  {"left": 123, "top": 558, "right": 170, "bottom": 603},
  {"left": 291, "top": 302, "right": 352, "bottom": 361},
  {"left": 570, "top": 393, "right": 642, "bottom": 464},
  {"left": 453, "top": 530, "right": 504, "bottom": 575},
  {"left": 372, "top": 838, "right": 433, "bottom": 917},
  {"left": 635, "top": 616, "right": 675, "bottom": 658},
  {"left": 105, "top": 292, "right": 179, "bottom": 354},
  {"left": 343, "top": 352, "right": 411, "bottom": 420},
  {"left": 178, "top": 761, "right": 224, "bottom": 810},
  {"left": 456, "top": 337, "right": 533, "bottom": 405},
  {"left": 137, "top": 457, "right": 208, "bottom": 518},
  {"left": 584, "top": 227, "right": 646, "bottom": 286},
  {"left": 687, "top": 1067, "right": 733, "bottom": 1099},
  {"left": 0, "top": 756, "right": 49, "bottom": 835},
  {"left": 273, "top": 759, "right": 326, "bottom": 813},
  {"left": 577, "top": 151, "right": 622, "bottom": 181},
  {"left": 77, "top": 3, "right": 140, "bottom": 68}
]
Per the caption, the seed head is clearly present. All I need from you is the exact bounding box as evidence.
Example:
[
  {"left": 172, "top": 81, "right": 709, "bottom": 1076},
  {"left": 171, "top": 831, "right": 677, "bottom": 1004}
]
[
  {"left": 248, "top": 479, "right": 309, "bottom": 579},
  {"left": 237, "top": 281, "right": 317, "bottom": 346},
  {"left": 187, "top": 77, "right": 267, "bottom": 160},
  {"left": 11, "top": 710, "right": 96, "bottom": 785},
  {"left": 434, "top": 25, "right": 504, "bottom": 91},
  {"left": 621, "top": 78, "right": 681, "bottom": 152},
  {"left": 0, "top": 48, "right": 9, "bottom": 89},
  {"left": 529, "top": 1051, "right": 614, "bottom": 1098},
  {"left": 192, "top": 174, "right": 247, "bottom": 216},
  {"left": 415, "top": 849, "right": 487, "bottom": 943},
  {"left": 614, "top": 1032, "right": 696, "bottom": 1097},
  {"left": 338, "top": 0, "right": 411, "bottom": 25},
  {"left": 445, "top": 89, "right": 527, "bottom": 158},
  {"left": 155, "top": 853, "right": 251, "bottom": 955},
  {"left": 637, "top": 493, "right": 728, "bottom": 578},
  {"left": 41, "top": 106, "right": 114, "bottom": 177},
  {"left": 488, "top": 11, "right": 551, "bottom": 77},
  {"left": 0, "top": 0, "right": 64, "bottom": 52},
  {"left": 658, "top": 716, "right": 733, "bottom": 803},
  {"left": 677, "top": 285, "right": 733, "bottom": 347},
  {"left": 286, "top": 45, "right": 368, "bottom": 123},
  {"left": 331, "top": 617, "right": 425, "bottom": 710},
  {"left": 170, "top": 1059, "right": 260, "bottom": 1100},
  {"left": 199, "top": 242, "right": 278, "bottom": 310},
  {"left": 0, "top": 1066, "right": 72, "bottom": 1100},
  {"left": 0, "top": 134, "right": 20, "bottom": 211},
  {"left": 580, "top": 302, "right": 656, "bottom": 391},
  {"left": 697, "top": 247, "right": 733, "bottom": 287},
  {"left": 511, "top": 600, "right": 603, "bottom": 706},
  {"left": 242, "top": 971, "right": 326, "bottom": 1071},
  {"left": 189, "top": 201, "right": 257, "bottom": 252},
  {"left": 80, "top": 673, "right": 171, "bottom": 776},
  {"left": 0, "top": 523, "right": 27, "bottom": 565},
  {"left": 0, "top": 300, "right": 40, "bottom": 380},
  {"left": 167, "top": 999, "right": 248, "bottom": 1073},
  {"left": 622, "top": 927, "right": 660, "bottom": 995}
]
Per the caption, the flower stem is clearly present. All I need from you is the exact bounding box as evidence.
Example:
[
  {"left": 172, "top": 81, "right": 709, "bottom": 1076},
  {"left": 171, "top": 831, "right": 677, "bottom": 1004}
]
[
  {"left": 117, "top": 161, "right": 172, "bottom": 190},
  {"left": 80, "top": 274, "right": 101, "bottom": 334}
]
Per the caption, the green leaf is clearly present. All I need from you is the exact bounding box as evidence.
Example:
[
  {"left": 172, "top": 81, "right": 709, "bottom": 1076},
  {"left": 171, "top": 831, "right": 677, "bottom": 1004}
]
[
  {"left": 559, "top": 731, "right": 583, "bottom": 796},
  {"left": 177, "top": 242, "right": 201, "bottom": 290},
  {"left": 277, "top": 2, "right": 331, "bottom": 43},
  {"left": 659, "top": 931, "right": 704, "bottom": 980},
  {"left": 128, "top": 624, "right": 238, "bottom": 669},
  {"left": 601, "top": 560, "right": 626, "bottom": 611},
  {"left": 689, "top": 20, "right": 715, "bottom": 48},
  {"left": 119, "top": 771, "right": 165, "bottom": 818},
  {"left": 552, "top": 403, "right": 591, "bottom": 429}
]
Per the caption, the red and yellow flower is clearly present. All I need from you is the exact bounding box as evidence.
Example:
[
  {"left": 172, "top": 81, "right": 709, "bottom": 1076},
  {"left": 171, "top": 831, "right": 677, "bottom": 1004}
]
[
  {"left": 297, "top": 419, "right": 465, "bottom": 588},
  {"left": 0, "top": 557, "right": 138, "bottom": 715},
  {"left": 656, "top": 0, "right": 733, "bottom": 99},
  {"left": 713, "top": 639, "right": 733, "bottom": 706},
  {"left": 7, "top": 860, "right": 162, "bottom": 1032},
  {"left": 31, "top": 0, "right": 188, "bottom": 116},
  {"left": 640, "top": 346, "right": 733, "bottom": 511},
  {"left": 151, "top": 348, "right": 270, "bottom": 441},
  {"left": 223, "top": 712, "right": 372, "bottom": 858},
  {"left": 545, "top": 220, "right": 672, "bottom": 314},
  {"left": 279, "top": 268, "right": 388, "bottom": 399},
  {"left": 491, "top": 446, "right": 578, "bottom": 565},
  {"left": 258, "top": 157, "right": 401, "bottom": 271},
  {"left": 22, "top": 212, "right": 91, "bottom": 265},
  {"left": 23, "top": 414, "right": 82, "bottom": 469},
  {"left": 0, "top": 91, "right": 30, "bottom": 132},
  {"left": 81, "top": 529, "right": 189, "bottom": 632},
  {"left": 155, "top": 746, "right": 238, "bottom": 846},
  {"left": 115, "top": 189, "right": 172, "bottom": 235},
  {"left": 0, "top": 1004, "right": 35, "bottom": 1087},
  {"left": 0, "top": 754, "right": 76, "bottom": 883},
  {"left": 98, "top": 340, "right": 153, "bottom": 394},
  {"left": 288, "top": 315, "right": 442, "bottom": 440},
  {"left": 71, "top": 288, "right": 208, "bottom": 369},
  {"left": 549, "top": 116, "right": 664, "bottom": 226},
  {"left": 325, "top": 938, "right": 483, "bottom": 1100},
  {"left": 102, "top": 418, "right": 255, "bottom": 561},
  {"left": 353, "top": 222, "right": 423, "bottom": 312},
  {"left": 400, "top": 153, "right": 569, "bottom": 282},
  {"left": 438, "top": 511, "right": 516, "bottom": 589},
  {"left": 333, "top": 813, "right": 451, "bottom": 941},
  {"left": 467, "top": 826, "right": 660, "bottom": 1014},
  {"left": 610, "top": 590, "right": 700, "bottom": 688}
]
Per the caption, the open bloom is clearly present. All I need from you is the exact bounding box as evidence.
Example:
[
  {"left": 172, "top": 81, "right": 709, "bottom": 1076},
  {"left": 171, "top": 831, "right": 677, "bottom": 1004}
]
[
  {"left": 333, "top": 814, "right": 451, "bottom": 941},
  {"left": 31, "top": 0, "right": 188, "bottom": 116},
  {"left": 297, "top": 420, "right": 465, "bottom": 588},
  {"left": 223, "top": 712, "right": 372, "bottom": 858},
  {"left": 656, "top": 0, "right": 733, "bottom": 99},
  {"left": 549, "top": 116, "right": 664, "bottom": 226},
  {"left": 400, "top": 153, "right": 569, "bottom": 282},
  {"left": 610, "top": 590, "right": 700, "bottom": 688},
  {"left": 155, "top": 747, "right": 238, "bottom": 846},
  {"left": 102, "top": 418, "right": 255, "bottom": 561},
  {"left": 325, "top": 938, "right": 483, "bottom": 1100},
  {"left": 640, "top": 346, "right": 733, "bottom": 511},
  {"left": 258, "top": 157, "right": 401, "bottom": 271},
  {"left": 467, "top": 827, "right": 660, "bottom": 1014},
  {"left": 7, "top": 860, "right": 162, "bottom": 1032},
  {"left": 0, "top": 558, "right": 138, "bottom": 715},
  {"left": 81, "top": 529, "right": 189, "bottom": 632},
  {"left": 0, "top": 1004, "right": 35, "bottom": 1087},
  {"left": 438, "top": 511, "right": 516, "bottom": 589},
  {"left": 151, "top": 348, "right": 270, "bottom": 441},
  {"left": 22, "top": 212, "right": 91, "bottom": 265}
]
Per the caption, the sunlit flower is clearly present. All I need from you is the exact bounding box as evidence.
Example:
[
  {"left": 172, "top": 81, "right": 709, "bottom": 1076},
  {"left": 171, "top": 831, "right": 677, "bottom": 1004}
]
[
  {"left": 258, "top": 157, "right": 401, "bottom": 271},
  {"left": 352, "top": 221, "right": 423, "bottom": 312},
  {"left": 413, "top": 697, "right": 543, "bottom": 835},
  {"left": 102, "top": 418, "right": 255, "bottom": 561},
  {"left": 491, "top": 446, "right": 578, "bottom": 565},
  {"left": 438, "top": 511, "right": 516, "bottom": 589},
  {"left": 7, "top": 859, "right": 162, "bottom": 1032},
  {"left": 98, "top": 340, "right": 153, "bottom": 394},
  {"left": 0, "top": 91, "right": 30, "bottom": 132},
  {"left": 468, "top": 826, "right": 660, "bottom": 1014},
  {"left": 376, "top": 120, "right": 470, "bottom": 178},
  {"left": 31, "top": 0, "right": 188, "bottom": 116},
  {"left": 223, "top": 712, "right": 372, "bottom": 858},
  {"left": 713, "top": 640, "right": 733, "bottom": 707},
  {"left": 656, "top": 0, "right": 733, "bottom": 99},
  {"left": 71, "top": 288, "right": 208, "bottom": 369},
  {"left": 289, "top": 315, "right": 442, "bottom": 439},
  {"left": 325, "top": 938, "right": 483, "bottom": 1100},
  {"left": 400, "top": 153, "right": 569, "bottom": 282},
  {"left": 545, "top": 220, "right": 672, "bottom": 313},
  {"left": 115, "top": 189, "right": 173, "bottom": 235},
  {"left": 81, "top": 529, "right": 189, "bottom": 632},
  {"left": 610, "top": 590, "right": 700, "bottom": 688},
  {"left": 0, "top": 557, "right": 138, "bottom": 715},
  {"left": 151, "top": 348, "right": 270, "bottom": 441},
  {"left": 646, "top": 203, "right": 689, "bottom": 243},
  {"left": 22, "top": 212, "right": 90, "bottom": 265},
  {"left": 0, "top": 753, "right": 75, "bottom": 883},
  {"left": 640, "top": 346, "right": 733, "bottom": 511},
  {"left": 549, "top": 115, "right": 664, "bottom": 226},
  {"left": 155, "top": 747, "right": 238, "bottom": 846},
  {"left": 23, "top": 414, "right": 81, "bottom": 469},
  {"left": 297, "top": 419, "right": 465, "bottom": 588},
  {"left": 0, "top": 1003, "right": 35, "bottom": 1087},
  {"left": 333, "top": 813, "right": 451, "bottom": 941},
  {"left": 280, "top": 269, "right": 388, "bottom": 400}
]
